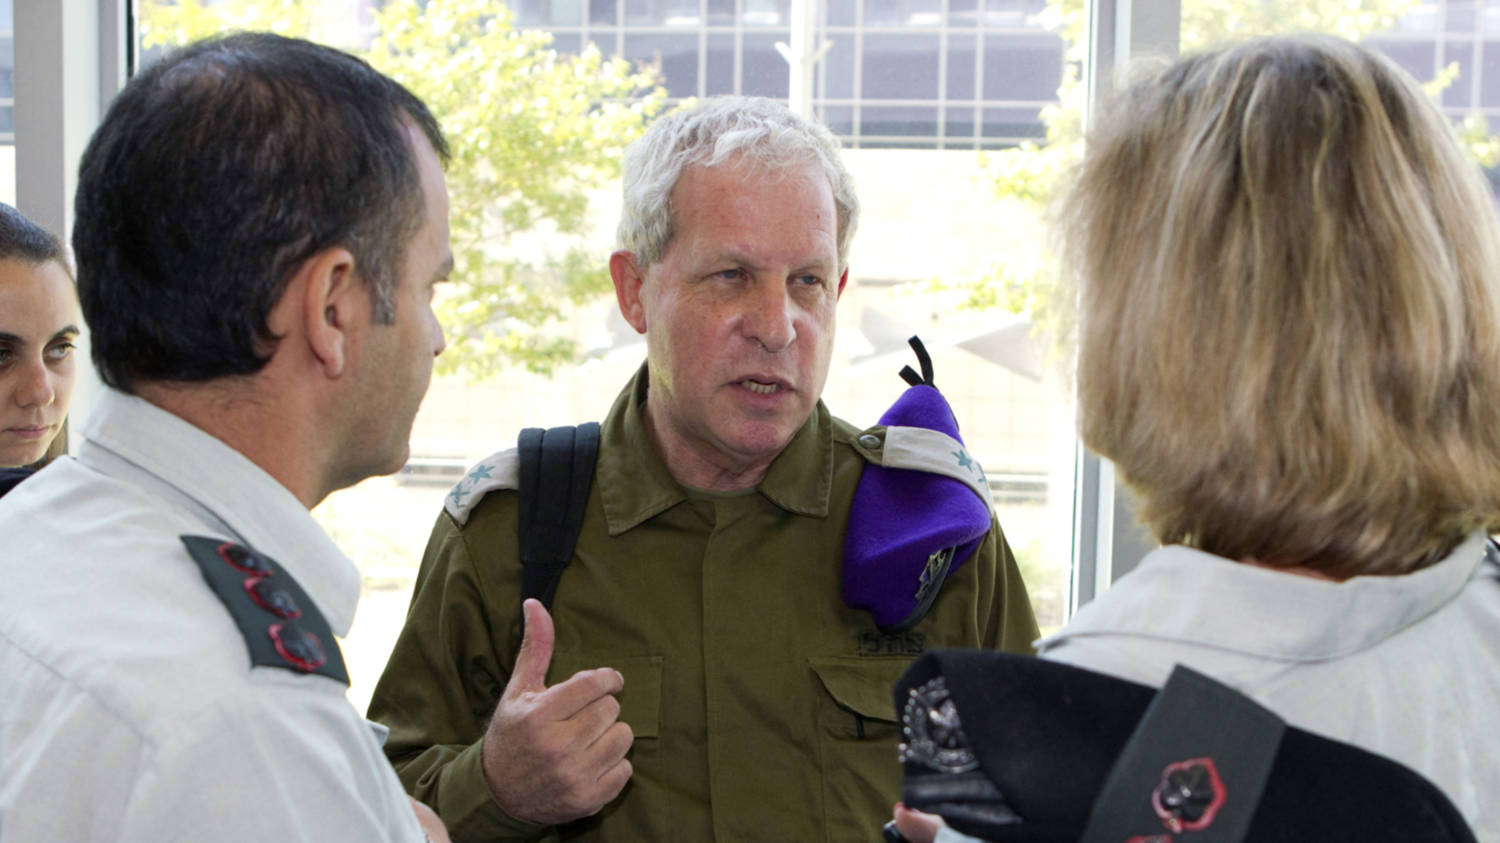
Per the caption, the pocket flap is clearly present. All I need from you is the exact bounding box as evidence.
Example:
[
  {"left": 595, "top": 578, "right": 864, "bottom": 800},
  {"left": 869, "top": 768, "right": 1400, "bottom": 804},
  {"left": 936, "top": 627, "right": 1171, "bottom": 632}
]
[
  {"left": 809, "top": 656, "right": 912, "bottom": 723},
  {"left": 549, "top": 653, "right": 663, "bottom": 739}
]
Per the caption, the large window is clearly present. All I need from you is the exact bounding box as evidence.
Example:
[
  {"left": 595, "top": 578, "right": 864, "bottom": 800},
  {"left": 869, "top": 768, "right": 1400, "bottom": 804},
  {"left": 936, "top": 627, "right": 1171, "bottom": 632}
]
[
  {"left": 0, "top": 0, "right": 15, "bottom": 205},
  {"left": 513, "top": 0, "right": 1066, "bottom": 146},
  {"left": 13, "top": 0, "right": 1481, "bottom": 709},
  {"left": 118, "top": 0, "right": 1082, "bottom": 712}
]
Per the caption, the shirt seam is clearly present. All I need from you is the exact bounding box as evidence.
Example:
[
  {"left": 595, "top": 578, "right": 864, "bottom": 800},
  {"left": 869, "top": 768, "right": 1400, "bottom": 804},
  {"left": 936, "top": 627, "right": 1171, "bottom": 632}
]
[{"left": 0, "top": 623, "right": 153, "bottom": 748}]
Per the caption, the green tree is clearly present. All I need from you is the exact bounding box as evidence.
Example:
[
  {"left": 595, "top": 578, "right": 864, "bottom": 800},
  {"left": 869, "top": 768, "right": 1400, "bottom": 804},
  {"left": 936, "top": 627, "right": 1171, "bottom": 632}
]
[
  {"left": 137, "top": 0, "right": 318, "bottom": 43},
  {"left": 139, "top": 0, "right": 669, "bottom": 376},
  {"left": 952, "top": 0, "right": 1499, "bottom": 332}
]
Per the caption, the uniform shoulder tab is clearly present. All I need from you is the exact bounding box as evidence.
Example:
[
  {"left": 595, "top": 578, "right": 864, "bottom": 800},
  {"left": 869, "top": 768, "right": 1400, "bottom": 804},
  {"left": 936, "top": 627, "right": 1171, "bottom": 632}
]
[
  {"left": 443, "top": 448, "right": 521, "bottom": 526},
  {"left": 874, "top": 424, "right": 990, "bottom": 506},
  {"left": 179, "top": 535, "right": 349, "bottom": 684}
]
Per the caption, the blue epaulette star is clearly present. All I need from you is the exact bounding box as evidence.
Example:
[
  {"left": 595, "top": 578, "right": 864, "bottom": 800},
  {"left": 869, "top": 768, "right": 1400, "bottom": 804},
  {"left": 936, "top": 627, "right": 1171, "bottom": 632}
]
[
  {"left": 467, "top": 463, "right": 494, "bottom": 483},
  {"left": 954, "top": 450, "right": 974, "bottom": 471}
]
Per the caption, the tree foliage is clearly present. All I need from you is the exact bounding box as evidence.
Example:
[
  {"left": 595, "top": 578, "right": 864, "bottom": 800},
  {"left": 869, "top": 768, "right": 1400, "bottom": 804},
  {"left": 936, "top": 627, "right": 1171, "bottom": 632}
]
[
  {"left": 961, "top": 0, "right": 1500, "bottom": 332},
  {"left": 138, "top": 0, "right": 669, "bottom": 377},
  {"left": 137, "top": 0, "right": 319, "bottom": 43}
]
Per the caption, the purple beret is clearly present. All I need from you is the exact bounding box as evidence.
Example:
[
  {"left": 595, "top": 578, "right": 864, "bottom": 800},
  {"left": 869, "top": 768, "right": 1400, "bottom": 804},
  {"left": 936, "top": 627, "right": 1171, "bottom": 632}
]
[{"left": 843, "top": 380, "right": 993, "bottom": 632}]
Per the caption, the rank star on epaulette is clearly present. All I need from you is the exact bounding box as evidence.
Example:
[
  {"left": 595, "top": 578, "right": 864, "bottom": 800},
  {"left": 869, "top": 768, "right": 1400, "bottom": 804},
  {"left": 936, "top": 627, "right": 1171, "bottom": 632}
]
[
  {"left": 899, "top": 676, "right": 979, "bottom": 774},
  {"left": 1152, "top": 757, "right": 1226, "bottom": 834},
  {"left": 180, "top": 535, "right": 348, "bottom": 684}
]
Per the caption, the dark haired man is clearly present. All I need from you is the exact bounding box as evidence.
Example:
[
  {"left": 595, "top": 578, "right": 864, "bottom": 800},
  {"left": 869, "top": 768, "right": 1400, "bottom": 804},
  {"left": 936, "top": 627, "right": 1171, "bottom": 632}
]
[{"left": 0, "top": 33, "right": 452, "bottom": 842}]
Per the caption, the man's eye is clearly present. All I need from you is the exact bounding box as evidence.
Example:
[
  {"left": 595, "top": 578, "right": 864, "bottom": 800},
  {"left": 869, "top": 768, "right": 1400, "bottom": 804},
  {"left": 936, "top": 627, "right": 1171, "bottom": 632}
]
[
  {"left": 45, "top": 342, "right": 75, "bottom": 362},
  {"left": 793, "top": 274, "right": 823, "bottom": 287},
  {"left": 714, "top": 268, "right": 744, "bottom": 281}
]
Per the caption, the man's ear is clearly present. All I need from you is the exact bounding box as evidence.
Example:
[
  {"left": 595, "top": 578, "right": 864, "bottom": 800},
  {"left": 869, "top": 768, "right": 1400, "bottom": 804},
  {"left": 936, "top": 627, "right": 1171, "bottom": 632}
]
[
  {"left": 836, "top": 267, "right": 849, "bottom": 298},
  {"left": 609, "top": 250, "right": 648, "bottom": 334},
  {"left": 279, "top": 247, "right": 360, "bottom": 378}
]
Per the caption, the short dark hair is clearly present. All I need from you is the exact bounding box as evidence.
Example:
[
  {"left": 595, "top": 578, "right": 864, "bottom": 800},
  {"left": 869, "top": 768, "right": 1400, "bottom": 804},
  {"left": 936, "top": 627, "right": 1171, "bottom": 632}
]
[
  {"left": 0, "top": 202, "right": 66, "bottom": 269},
  {"left": 72, "top": 32, "right": 449, "bottom": 392}
]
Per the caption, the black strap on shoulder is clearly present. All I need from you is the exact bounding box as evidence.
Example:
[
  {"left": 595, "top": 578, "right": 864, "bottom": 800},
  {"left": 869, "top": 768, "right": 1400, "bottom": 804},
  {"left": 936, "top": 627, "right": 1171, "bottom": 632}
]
[{"left": 518, "top": 422, "right": 601, "bottom": 612}]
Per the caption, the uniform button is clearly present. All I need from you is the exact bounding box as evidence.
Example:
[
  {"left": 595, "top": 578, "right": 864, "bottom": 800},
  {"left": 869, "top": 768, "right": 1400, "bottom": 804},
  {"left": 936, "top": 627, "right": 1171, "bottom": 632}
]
[
  {"left": 859, "top": 433, "right": 882, "bottom": 449},
  {"left": 245, "top": 576, "right": 303, "bottom": 619},
  {"left": 268, "top": 622, "right": 328, "bottom": 672},
  {"left": 218, "top": 542, "right": 272, "bottom": 574}
]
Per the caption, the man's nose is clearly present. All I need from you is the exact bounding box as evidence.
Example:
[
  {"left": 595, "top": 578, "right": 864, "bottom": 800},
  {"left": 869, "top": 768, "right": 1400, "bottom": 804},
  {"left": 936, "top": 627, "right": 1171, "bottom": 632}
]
[{"left": 743, "top": 280, "right": 796, "bottom": 353}]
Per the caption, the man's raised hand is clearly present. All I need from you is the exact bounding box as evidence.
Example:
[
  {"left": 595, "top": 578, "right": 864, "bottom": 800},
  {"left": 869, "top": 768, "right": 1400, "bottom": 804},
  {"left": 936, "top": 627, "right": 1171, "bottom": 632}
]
[{"left": 479, "top": 599, "right": 634, "bottom": 825}]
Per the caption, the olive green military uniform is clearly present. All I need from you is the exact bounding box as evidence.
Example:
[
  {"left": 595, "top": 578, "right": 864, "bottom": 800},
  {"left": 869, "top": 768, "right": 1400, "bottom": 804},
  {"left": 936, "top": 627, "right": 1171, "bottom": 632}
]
[{"left": 369, "top": 367, "right": 1039, "bottom": 842}]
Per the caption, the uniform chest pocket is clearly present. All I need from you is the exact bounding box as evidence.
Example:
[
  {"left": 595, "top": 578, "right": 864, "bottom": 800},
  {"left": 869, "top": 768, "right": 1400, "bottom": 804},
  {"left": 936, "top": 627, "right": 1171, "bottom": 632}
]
[
  {"left": 548, "top": 653, "right": 663, "bottom": 739},
  {"left": 810, "top": 656, "right": 912, "bottom": 843}
]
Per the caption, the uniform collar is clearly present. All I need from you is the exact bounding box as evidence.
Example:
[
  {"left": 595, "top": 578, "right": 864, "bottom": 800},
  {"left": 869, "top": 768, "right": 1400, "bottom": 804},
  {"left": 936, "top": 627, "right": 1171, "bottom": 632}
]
[
  {"left": 1042, "top": 531, "right": 1489, "bottom": 662},
  {"left": 75, "top": 388, "right": 362, "bottom": 635},
  {"left": 597, "top": 364, "right": 834, "bottom": 535}
]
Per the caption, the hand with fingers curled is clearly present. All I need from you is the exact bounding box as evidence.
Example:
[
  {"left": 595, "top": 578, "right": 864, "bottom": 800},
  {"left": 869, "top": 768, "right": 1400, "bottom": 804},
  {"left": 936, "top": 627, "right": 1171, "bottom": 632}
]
[{"left": 480, "top": 599, "right": 636, "bottom": 825}]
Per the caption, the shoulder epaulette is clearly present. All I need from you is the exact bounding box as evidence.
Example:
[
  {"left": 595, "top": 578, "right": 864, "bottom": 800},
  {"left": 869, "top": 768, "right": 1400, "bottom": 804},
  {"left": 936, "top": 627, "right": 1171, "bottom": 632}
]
[
  {"left": 443, "top": 448, "right": 521, "bottom": 526},
  {"left": 180, "top": 535, "right": 348, "bottom": 684},
  {"left": 856, "top": 423, "right": 991, "bottom": 507}
]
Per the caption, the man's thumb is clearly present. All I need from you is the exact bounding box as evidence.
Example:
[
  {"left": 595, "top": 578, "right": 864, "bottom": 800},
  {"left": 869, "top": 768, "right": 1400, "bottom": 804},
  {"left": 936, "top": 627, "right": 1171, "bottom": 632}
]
[{"left": 509, "top": 598, "right": 555, "bottom": 694}]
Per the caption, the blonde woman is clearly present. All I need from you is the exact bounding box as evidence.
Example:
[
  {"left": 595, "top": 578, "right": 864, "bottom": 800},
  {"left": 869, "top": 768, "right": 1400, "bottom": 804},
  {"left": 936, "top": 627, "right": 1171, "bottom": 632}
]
[{"left": 894, "top": 34, "right": 1498, "bottom": 842}]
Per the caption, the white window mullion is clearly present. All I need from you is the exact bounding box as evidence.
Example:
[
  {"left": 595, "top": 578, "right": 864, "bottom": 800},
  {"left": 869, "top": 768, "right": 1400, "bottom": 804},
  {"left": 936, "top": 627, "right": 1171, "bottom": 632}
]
[{"left": 1070, "top": 0, "right": 1178, "bottom": 613}]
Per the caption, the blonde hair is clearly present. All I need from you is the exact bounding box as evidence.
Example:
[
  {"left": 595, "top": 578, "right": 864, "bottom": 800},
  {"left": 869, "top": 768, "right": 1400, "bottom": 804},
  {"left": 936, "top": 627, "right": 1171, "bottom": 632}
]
[{"left": 1064, "top": 34, "right": 1500, "bottom": 576}]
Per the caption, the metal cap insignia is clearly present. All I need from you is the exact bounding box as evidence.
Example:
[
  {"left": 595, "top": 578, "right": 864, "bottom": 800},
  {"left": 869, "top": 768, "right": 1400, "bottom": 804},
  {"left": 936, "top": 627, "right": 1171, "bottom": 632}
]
[{"left": 899, "top": 676, "right": 980, "bottom": 774}]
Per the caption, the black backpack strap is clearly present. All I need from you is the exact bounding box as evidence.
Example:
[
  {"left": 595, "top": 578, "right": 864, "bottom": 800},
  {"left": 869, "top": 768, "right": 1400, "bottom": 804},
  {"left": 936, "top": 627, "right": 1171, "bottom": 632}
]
[{"left": 517, "top": 422, "right": 601, "bottom": 612}]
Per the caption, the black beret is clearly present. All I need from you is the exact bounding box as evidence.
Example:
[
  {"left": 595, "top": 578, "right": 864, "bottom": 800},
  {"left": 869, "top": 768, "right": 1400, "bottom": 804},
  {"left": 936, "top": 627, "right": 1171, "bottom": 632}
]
[{"left": 894, "top": 650, "right": 1476, "bottom": 842}]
